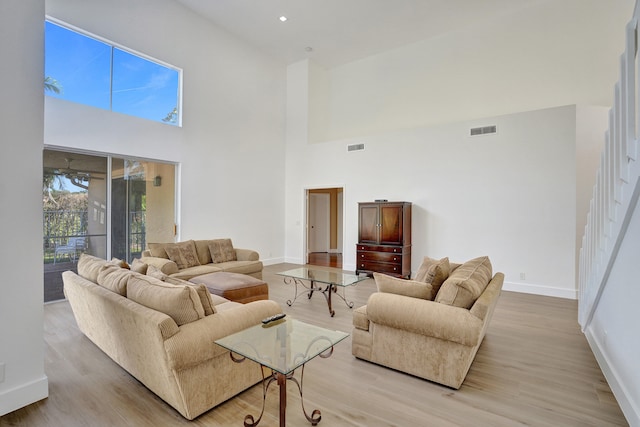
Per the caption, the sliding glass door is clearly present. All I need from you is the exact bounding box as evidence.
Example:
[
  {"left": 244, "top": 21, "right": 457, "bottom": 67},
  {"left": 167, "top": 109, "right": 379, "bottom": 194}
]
[
  {"left": 43, "top": 149, "right": 176, "bottom": 302},
  {"left": 111, "top": 158, "right": 175, "bottom": 263}
]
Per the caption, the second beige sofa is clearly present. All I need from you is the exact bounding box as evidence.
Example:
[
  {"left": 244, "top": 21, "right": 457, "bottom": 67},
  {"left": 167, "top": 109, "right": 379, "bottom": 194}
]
[{"left": 141, "top": 238, "right": 263, "bottom": 280}]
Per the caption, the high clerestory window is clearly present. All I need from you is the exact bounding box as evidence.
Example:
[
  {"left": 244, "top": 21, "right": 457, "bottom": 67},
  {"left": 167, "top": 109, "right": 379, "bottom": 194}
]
[{"left": 44, "top": 19, "right": 182, "bottom": 126}]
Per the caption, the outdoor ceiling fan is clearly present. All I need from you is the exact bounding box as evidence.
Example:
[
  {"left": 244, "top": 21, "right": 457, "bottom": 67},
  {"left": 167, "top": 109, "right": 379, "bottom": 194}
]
[{"left": 44, "top": 158, "right": 105, "bottom": 189}]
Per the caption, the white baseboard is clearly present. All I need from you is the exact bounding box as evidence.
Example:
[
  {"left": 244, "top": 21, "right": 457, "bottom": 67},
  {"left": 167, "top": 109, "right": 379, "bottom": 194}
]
[
  {"left": 502, "top": 280, "right": 577, "bottom": 299},
  {"left": 0, "top": 375, "right": 48, "bottom": 416},
  {"left": 261, "top": 257, "right": 285, "bottom": 266},
  {"left": 585, "top": 327, "right": 639, "bottom": 427},
  {"left": 283, "top": 256, "right": 304, "bottom": 265}
]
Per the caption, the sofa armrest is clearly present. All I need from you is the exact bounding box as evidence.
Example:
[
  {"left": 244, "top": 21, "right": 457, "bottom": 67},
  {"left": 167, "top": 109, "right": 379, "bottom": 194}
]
[
  {"left": 141, "top": 256, "right": 179, "bottom": 275},
  {"left": 163, "top": 299, "right": 282, "bottom": 371},
  {"left": 470, "top": 272, "right": 504, "bottom": 321},
  {"left": 366, "top": 292, "right": 483, "bottom": 346},
  {"left": 234, "top": 248, "right": 259, "bottom": 261}
]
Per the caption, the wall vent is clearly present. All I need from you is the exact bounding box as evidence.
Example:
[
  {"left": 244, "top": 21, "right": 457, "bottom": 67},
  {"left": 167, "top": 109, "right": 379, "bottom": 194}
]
[
  {"left": 470, "top": 125, "right": 497, "bottom": 136},
  {"left": 347, "top": 143, "right": 365, "bottom": 152}
]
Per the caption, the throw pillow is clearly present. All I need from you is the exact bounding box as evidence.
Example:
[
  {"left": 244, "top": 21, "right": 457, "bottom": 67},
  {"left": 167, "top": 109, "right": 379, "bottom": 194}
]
[
  {"left": 208, "top": 239, "right": 237, "bottom": 263},
  {"left": 435, "top": 256, "right": 492, "bottom": 309},
  {"left": 413, "top": 256, "right": 450, "bottom": 295},
  {"left": 146, "top": 264, "right": 168, "bottom": 280},
  {"left": 164, "top": 240, "right": 201, "bottom": 270},
  {"left": 193, "top": 240, "right": 213, "bottom": 265},
  {"left": 374, "top": 272, "right": 435, "bottom": 300},
  {"left": 130, "top": 258, "right": 148, "bottom": 275},
  {"left": 126, "top": 275, "right": 205, "bottom": 326}
]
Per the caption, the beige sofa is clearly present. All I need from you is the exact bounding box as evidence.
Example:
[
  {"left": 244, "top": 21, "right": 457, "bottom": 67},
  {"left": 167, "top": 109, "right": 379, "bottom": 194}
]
[
  {"left": 63, "top": 254, "right": 282, "bottom": 420},
  {"left": 141, "top": 238, "right": 263, "bottom": 280},
  {"left": 352, "top": 256, "right": 503, "bottom": 389}
]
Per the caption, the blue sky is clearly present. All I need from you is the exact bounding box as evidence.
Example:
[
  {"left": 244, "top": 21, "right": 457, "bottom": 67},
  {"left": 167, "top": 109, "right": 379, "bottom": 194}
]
[{"left": 44, "top": 21, "right": 180, "bottom": 125}]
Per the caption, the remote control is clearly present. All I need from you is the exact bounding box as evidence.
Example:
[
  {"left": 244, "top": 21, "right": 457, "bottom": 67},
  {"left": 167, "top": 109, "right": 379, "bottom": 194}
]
[{"left": 262, "top": 313, "right": 286, "bottom": 324}]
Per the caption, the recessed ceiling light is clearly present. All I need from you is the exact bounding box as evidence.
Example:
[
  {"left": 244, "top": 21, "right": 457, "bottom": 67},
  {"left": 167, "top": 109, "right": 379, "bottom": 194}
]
[{"left": 279, "top": 16, "right": 287, "bottom": 22}]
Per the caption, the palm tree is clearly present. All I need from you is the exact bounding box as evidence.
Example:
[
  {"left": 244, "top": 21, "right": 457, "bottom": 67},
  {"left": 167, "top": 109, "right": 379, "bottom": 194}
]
[
  {"left": 162, "top": 106, "right": 178, "bottom": 124},
  {"left": 44, "top": 76, "right": 62, "bottom": 94}
]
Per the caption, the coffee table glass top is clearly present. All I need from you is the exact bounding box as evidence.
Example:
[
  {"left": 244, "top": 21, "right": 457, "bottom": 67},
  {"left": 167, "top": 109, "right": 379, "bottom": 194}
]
[
  {"left": 215, "top": 318, "right": 349, "bottom": 375},
  {"left": 277, "top": 267, "right": 367, "bottom": 288}
]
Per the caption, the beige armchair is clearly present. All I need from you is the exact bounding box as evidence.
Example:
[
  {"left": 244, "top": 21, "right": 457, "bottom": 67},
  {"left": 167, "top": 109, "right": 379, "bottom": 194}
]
[{"left": 352, "top": 256, "right": 503, "bottom": 389}]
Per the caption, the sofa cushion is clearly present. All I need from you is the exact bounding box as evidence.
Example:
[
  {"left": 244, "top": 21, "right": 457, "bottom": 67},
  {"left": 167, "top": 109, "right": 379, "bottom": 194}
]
[
  {"left": 164, "top": 276, "right": 216, "bottom": 316},
  {"left": 215, "top": 260, "right": 263, "bottom": 276},
  {"left": 168, "top": 265, "right": 224, "bottom": 281},
  {"left": 374, "top": 272, "right": 435, "bottom": 300},
  {"left": 96, "top": 264, "right": 132, "bottom": 296},
  {"left": 435, "top": 256, "right": 492, "bottom": 309},
  {"left": 147, "top": 242, "right": 171, "bottom": 258},
  {"left": 127, "top": 274, "right": 205, "bottom": 326},
  {"left": 414, "top": 256, "right": 450, "bottom": 295},
  {"left": 77, "top": 254, "right": 108, "bottom": 283},
  {"left": 193, "top": 240, "right": 214, "bottom": 265},
  {"left": 208, "top": 239, "right": 237, "bottom": 263},
  {"left": 144, "top": 265, "right": 216, "bottom": 316}
]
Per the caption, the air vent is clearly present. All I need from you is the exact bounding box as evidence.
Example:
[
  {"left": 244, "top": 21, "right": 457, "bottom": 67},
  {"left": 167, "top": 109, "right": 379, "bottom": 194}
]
[
  {"left": 347, "top": 143, "right": 365, "bottom": 152},
  {"left": 470, "top": 125, "right": 497, "bottom": 136}
]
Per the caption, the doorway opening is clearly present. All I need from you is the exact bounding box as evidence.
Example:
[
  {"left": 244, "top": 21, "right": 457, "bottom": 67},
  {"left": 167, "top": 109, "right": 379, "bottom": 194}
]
[{"left": 306, "top": 187, "right": 343, "bottom": 269}]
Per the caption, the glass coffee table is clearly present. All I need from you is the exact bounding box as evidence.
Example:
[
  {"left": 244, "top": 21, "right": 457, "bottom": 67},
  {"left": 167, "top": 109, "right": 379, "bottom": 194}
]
[
  {"left": 215, "top": 317, "right": 349, "bottom": 427},
  {"left": 277, "top": 267, "right": 368, "bottom": 317}
]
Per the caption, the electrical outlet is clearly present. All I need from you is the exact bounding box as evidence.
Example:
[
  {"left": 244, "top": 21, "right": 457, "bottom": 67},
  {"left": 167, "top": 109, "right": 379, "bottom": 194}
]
[
  {"left": 0, "top": 362, "right": 5, "bottom": 383},
  {"left": 520, "top": 272, "right": 526, "bottom": 280}
]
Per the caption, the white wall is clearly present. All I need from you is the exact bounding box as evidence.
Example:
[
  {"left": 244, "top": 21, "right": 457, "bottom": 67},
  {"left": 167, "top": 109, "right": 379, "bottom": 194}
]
[
  {"left": 0, "top": 0, "right": 49, "bottom": 415},
  {"left": 321, "top": 0, "right": 633, "bottom": 142},
  {"left": 286, "top": 62, "right": 591, "bottom": 298},
  {"left": 45, "top": 0, "right": 287, "bottom": 263}
]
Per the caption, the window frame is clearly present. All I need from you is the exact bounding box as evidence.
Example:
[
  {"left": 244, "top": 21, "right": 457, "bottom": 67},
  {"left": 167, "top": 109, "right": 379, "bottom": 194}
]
[{"left": 45, "top": 17, "right": 183, "bottom": 127}]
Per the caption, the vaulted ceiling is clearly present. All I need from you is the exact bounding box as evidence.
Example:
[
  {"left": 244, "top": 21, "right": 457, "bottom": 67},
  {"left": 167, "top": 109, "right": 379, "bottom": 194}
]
[{"left": 175, "top": 0, "right": 545, "bottom": 68}]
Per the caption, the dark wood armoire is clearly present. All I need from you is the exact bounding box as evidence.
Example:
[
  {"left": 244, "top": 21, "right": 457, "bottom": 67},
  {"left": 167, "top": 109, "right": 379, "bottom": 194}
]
[{"left": 356, "top": 201, "right": 411, "bottom": 278}]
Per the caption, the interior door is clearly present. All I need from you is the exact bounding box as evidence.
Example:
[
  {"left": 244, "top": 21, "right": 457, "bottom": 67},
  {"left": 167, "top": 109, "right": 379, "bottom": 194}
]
[{"left": 309, "top": 193, "right": 330, "bottom": 253}]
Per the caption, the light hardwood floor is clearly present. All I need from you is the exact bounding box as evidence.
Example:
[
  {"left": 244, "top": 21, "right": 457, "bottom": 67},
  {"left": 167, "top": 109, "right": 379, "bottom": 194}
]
[{"left": 1, "top": 263, "right": 628, "bottom": 426}]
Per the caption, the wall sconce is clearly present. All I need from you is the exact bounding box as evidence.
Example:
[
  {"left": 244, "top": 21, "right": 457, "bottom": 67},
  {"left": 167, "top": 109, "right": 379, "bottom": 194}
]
[{"left": 153, "top": 176, "right": 162, "bottom": 187}]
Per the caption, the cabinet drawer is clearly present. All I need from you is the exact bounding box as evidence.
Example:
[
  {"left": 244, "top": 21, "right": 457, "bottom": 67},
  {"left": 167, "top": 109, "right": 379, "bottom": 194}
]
[
  {"left": 357, "top": 251, "right": 402, "bottom": 264},
  {"left": 357, "top": 244, "right": 404, "bottom": 254},
  {"left": 357, "top": 260, "right": 403, "bottom": 275}
]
